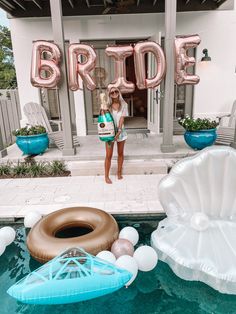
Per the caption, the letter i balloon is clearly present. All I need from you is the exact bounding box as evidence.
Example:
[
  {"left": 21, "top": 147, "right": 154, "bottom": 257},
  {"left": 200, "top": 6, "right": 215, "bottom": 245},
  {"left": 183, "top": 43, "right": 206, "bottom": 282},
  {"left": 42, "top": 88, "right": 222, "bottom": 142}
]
[{"left": 105, "top": 45, "right": 135, "bottom": 94}]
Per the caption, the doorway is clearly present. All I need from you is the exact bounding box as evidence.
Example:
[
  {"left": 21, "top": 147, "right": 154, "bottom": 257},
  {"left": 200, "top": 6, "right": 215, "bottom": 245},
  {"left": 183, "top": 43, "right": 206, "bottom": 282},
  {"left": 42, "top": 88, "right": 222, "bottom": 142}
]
[
  {"left": 116, "top": 40, "right": 148, "bottom": 131},
  {"left": 83, "top": 39, "right": 148, "bottom": 135}
]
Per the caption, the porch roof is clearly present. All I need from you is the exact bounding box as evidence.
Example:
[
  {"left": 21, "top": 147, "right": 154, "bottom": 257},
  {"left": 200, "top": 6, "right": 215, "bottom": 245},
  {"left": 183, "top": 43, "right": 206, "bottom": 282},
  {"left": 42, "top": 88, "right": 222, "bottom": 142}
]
[{"left": 0, "top": 0, "right": 231, "bottom": 18}]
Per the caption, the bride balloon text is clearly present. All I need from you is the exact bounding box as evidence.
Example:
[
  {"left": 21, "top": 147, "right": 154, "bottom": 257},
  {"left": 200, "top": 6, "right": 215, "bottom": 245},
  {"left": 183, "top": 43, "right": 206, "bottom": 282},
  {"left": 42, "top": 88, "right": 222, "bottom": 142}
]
[{"left": 30, "top": 35, "right": 201, "bottom": 92}]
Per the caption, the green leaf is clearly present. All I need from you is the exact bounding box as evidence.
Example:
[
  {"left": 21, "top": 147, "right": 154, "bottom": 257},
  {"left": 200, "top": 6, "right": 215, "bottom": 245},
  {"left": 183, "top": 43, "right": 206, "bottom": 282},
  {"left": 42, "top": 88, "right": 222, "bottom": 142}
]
[
  {"left": 178, "top": 115, "right": 219, "bottom": 131},
  {"left": 12, "top": 125, "right": 47, "bottom": 136},
  {"left": 0, "top": 26, "right": 16, "bottom": 88}
]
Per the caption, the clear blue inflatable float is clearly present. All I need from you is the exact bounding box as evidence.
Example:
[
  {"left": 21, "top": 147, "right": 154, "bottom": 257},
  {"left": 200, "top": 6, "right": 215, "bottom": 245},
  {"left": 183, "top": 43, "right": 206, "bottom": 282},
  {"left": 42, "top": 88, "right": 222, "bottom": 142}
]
[{"left": 7, "top": 248, "right": 132, "bottom": 304}]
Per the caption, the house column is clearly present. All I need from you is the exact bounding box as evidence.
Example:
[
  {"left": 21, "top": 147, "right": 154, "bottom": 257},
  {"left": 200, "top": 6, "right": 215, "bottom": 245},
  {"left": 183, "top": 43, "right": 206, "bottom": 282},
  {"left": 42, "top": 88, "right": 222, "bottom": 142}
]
[
  {"left": 160, "top": 0, "right": 176, "bottom": 153},
  {"left": 230, "top": 125, "right": 236, "bottom": 149},
  {"left": 49, "top": 0, "right": 75, "bottom": 156}
]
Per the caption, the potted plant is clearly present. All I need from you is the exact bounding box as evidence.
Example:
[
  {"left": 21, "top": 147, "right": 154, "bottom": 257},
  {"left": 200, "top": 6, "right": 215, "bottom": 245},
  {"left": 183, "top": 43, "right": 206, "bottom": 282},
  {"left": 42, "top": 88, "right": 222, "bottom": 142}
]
[
  {"left": 12, "top": 125, "right": 49, "bottom": 155},
  {"left": 178, "top": 115, "right": 219, "bottom": 150}
]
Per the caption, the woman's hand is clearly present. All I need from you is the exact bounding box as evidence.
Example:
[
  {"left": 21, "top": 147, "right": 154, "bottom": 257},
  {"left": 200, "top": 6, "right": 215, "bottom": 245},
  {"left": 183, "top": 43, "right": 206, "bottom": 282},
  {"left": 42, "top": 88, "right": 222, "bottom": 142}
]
[
  {"left": 115, "top": 124, "right": 123, "bottom": 141},
  {"left": 115, "top": 131, "right": 121, "bottom": 141}
]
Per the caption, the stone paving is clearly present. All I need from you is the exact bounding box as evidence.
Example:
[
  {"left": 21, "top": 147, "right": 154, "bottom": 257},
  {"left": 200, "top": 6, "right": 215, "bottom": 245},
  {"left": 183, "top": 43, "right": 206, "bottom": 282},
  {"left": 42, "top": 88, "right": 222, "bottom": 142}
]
[
  {"left": 0, "top": 174, "right": 165, "bottom": 219},
  {"left": 0, "top": 133, "right": 193, "bottom": 220}
]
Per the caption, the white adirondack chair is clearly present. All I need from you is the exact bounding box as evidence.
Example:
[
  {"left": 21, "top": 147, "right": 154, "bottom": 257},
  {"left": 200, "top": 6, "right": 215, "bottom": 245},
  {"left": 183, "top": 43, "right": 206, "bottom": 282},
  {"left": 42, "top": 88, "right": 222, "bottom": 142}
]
[
  {"left": 216, "top": 100, "right": 236, "bottom": 145},
  {"left": 23, "top": 102, "right": 79, "bottom": 150}
]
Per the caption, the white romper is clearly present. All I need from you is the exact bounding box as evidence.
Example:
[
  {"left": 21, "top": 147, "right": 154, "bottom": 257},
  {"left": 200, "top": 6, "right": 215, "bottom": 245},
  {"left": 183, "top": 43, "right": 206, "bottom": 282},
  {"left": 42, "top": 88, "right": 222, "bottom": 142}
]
[{"left": 111, "top": 103, "right": 129, "bottom": 142}]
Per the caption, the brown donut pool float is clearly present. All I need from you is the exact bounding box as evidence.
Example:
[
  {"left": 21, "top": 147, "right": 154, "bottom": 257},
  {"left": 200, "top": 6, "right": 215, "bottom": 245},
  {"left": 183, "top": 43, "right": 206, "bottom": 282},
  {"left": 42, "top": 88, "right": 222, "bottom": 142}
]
[{"left": 27, "top": 207, "right": 119, "bottom": 263}]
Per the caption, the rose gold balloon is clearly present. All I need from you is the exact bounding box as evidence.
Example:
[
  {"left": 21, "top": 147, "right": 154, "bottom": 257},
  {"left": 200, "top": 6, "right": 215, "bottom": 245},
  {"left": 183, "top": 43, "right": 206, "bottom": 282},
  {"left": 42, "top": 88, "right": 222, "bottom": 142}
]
[
  {"left": 134, "top": 41, "right": 166, "bottom": 89},
  {"left": 68, "top": 43, "right": 96, "bottom": 91},
  {"left": 31, "top": 40, "right": 61, "bottom": 88},
  {"left": 111, "top": 238, "right": 134, "bottom": 258},
  {"left": 105, "top": 45, "right": 135, "bottom": 94},
  {"left": 175, "top": 34, "right": 201, "bottom": 85}
]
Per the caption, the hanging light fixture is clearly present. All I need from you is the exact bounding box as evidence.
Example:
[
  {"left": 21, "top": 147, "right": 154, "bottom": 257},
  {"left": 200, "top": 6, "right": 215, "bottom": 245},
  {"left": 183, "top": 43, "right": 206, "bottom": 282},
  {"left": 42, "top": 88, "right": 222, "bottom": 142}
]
[{"left": 201, "top": 49, "right": 211, "bottom": 62}]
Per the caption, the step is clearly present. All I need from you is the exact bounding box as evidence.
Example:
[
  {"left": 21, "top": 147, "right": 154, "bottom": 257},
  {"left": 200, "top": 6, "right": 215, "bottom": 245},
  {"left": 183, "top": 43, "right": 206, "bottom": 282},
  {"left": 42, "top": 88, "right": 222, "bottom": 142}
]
[{"left": 67, "top": 159, "right": 168, "bottom": 176}]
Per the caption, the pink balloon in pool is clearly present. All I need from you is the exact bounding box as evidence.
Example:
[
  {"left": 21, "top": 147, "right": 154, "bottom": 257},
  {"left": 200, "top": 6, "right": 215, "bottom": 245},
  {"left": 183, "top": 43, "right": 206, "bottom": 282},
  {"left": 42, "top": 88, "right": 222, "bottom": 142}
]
[{"left": 111, "top": 239, "right": 134, "bottom": 258}]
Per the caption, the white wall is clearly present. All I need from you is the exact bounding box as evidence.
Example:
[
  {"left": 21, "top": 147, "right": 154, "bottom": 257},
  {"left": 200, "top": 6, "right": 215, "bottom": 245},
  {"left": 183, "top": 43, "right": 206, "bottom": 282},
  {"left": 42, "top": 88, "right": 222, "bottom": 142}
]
[
  {"left": 177, "top": 9, "right": 236, "bottom": 119},
  {"left": 9, "top": 6, "right": 236, "bottom": 134}
]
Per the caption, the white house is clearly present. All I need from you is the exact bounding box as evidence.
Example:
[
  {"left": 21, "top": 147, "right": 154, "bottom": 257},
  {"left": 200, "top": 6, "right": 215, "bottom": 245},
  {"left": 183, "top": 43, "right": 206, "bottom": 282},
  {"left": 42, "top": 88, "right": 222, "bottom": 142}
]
[{"left": 1, "top": 0, "right": 236, "bottom": 154}]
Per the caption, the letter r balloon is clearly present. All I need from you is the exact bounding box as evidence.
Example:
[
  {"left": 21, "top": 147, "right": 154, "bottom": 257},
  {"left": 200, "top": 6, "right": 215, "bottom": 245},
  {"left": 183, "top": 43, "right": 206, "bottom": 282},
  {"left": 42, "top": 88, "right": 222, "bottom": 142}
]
[
  {"left": 31, "top": 41, "right": 61, "bottom": 88},
  {"left": 68, "top": 44, "right": 97, "bottom": 91}
]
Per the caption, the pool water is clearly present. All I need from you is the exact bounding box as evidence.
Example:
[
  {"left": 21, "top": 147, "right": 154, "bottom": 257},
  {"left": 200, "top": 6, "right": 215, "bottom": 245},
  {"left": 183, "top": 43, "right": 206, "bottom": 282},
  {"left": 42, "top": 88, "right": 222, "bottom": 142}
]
[{"left": 1, "top": 218, "right": 236, "bottom": 314}]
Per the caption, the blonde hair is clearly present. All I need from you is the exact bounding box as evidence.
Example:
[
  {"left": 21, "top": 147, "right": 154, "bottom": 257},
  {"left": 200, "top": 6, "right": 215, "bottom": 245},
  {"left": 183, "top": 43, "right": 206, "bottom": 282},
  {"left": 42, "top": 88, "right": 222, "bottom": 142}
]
[{"left": 107, "top": 87, "right": 127, "bottom": 113}]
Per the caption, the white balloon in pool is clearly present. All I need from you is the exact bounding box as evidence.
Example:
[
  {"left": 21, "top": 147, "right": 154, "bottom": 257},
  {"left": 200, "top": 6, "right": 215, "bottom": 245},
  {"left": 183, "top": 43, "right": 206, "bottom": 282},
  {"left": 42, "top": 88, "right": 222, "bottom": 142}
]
[
  {"left": 119, "top": 227, "right": 139, "bottom": 246},
  {"left": 24, "top": 211, "right": 42, "bottom": 228},
  {"left": 0, "top": 226, "right": 16, "bottom": 246},
  {"left": 133, "top": 246, "right": 158, "bottom": 272},
  {"left": 115, "top": 255, "right": 138, "bottom": 286},
  {"left": 190, "top": 212, "right": 209, "bottom": 231},
  {"left": 0, "top": 241, "right": 6, "bottom": 256},
  {"left": 96, "top": 251, "right": 116, "bottom": 264}
]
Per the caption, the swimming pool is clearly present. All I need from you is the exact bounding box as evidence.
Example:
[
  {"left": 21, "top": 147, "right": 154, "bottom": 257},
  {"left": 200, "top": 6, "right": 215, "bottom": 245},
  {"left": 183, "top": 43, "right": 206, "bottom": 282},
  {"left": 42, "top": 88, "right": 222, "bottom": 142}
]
[{"left": 1, "top": 216, "right": 236, "bottom": 314}]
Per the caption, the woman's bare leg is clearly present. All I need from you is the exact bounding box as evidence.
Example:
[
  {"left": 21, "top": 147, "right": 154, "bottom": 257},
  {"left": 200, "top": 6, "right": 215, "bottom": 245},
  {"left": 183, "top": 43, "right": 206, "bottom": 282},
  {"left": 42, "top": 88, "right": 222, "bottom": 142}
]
[
  {"left": 117, "top": 140, "right": 125, "bottom": 180},
  {"left": 105, "top": 142, "right": 114, "bottom": 184}
]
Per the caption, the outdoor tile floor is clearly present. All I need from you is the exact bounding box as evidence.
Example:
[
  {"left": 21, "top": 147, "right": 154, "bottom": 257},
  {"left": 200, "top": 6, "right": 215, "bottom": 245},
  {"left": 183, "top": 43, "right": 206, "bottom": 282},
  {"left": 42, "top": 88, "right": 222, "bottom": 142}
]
[
  {"left": 0, "top": 134, "right": 195, "bottom": 219},
  {"left": 0, "top": 174, "right": 165, "bottom": 219}
]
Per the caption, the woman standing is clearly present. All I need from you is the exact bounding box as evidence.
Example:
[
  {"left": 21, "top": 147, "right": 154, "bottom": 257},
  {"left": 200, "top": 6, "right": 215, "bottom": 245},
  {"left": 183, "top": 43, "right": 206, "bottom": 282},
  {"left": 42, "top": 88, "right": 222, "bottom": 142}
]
[{"left": 105, "top": 87, "right": 129, "bottom": 184}]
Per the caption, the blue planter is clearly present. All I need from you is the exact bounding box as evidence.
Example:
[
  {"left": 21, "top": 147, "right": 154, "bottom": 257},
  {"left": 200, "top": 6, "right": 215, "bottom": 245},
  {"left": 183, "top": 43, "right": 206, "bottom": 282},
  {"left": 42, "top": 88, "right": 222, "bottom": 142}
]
[
  {"left": 16, "top": 133, "right": 49, "bottom": 155},
  {"left": 184, "top": 129, "right": 217, "bottom": 150}
]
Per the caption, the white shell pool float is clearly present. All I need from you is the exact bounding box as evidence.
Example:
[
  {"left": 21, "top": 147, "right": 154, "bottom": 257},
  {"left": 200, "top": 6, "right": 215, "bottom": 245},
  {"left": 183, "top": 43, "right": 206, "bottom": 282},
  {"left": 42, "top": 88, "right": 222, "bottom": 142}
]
[{"left": 151, "top": 146, "right": 236, "bottom": 294}]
